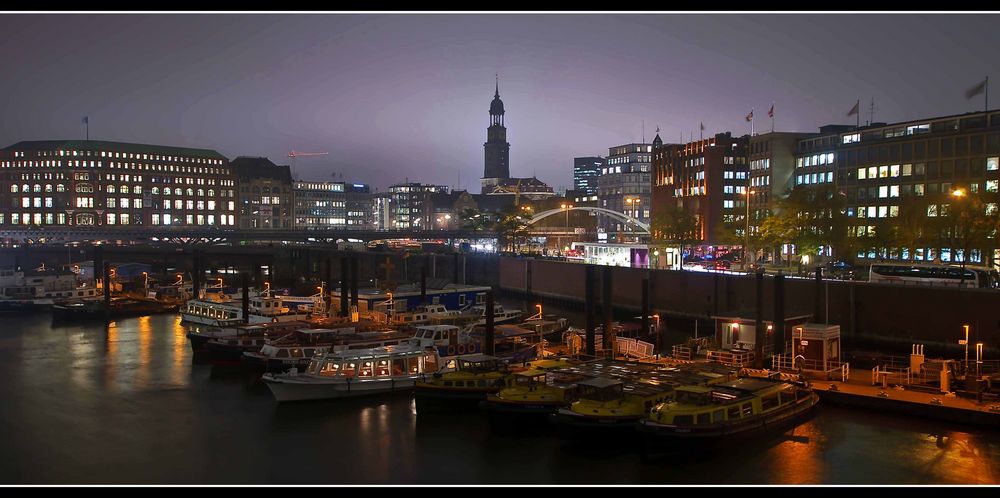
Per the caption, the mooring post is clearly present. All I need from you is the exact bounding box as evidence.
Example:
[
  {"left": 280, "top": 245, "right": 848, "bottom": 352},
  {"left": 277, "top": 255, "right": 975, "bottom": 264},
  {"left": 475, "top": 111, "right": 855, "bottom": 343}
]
[
  {"left": 585, "top": 265, "right": 596, "bottom": 357},
  {"left": 774, "top": 273, "right": 786, "bottom": 355},
  {"left": 754, "top": 269, "right": 765, "bottom": 369},
  {"left": 340, "top": 256, "right": 349, "bottom": 318},
  {"left": 602, "top": 265, "right": 613, "bottom": 356},
  {"left": 485, "top": 290, "right": 495, "bottom": 356}
]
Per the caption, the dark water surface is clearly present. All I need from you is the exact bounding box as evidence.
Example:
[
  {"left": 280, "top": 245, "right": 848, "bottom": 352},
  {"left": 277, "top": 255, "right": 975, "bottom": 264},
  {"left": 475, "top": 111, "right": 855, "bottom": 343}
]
[{"left": 1, "top": 312, "right": 998, "bottom": 484}]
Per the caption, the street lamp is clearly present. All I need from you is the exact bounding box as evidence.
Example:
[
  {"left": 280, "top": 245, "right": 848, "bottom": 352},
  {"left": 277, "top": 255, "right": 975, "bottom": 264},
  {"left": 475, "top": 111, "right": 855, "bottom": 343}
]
[
  {"left": 963, "top": 324, "right": 970, "bottom": 374},
  {"left": 950, "top": 188, "right": 968, "bottom": 270}
]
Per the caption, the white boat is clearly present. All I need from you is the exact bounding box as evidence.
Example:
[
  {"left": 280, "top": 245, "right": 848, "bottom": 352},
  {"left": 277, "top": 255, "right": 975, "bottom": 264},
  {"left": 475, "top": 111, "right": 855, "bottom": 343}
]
[
  {"left": 0, "top": 266, "right": 100, "bottom": 312},
  {"left": 469, "top": 304, "right": 522, "bottom": 326},
  {"left": 262, "top": 343, "right": 443, "bottom": 402},
  {"left": 181, "top": 287, "right": 321, "bottom": 327},
  {"left": 389, "top": 303, "right": 463, "bottom": 326}
]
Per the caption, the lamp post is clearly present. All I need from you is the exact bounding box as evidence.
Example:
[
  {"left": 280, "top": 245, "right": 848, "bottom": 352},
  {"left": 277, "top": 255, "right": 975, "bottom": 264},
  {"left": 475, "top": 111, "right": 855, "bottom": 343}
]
[
  {"left": 951, "top": 188, "right": 967, "bottom": 270},
  {"left": 963, "top": 324, "right": 970, "bottom": 374},
  {"left": 142, "top": 271, "right": 148, "bottom": 291}
]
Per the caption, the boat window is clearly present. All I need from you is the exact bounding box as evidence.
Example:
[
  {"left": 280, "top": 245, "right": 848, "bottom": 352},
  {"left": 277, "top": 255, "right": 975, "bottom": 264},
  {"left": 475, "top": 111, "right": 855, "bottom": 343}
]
[
  {"left": 376, "top": 359, "right": 390, "bottom": 377},
  {"left": 359, "top": 361, "right": 373, "bottom": 377},
  {"left": 780, "top": 389, "right": 796, "bottom": 405},
  {"left": 712, "top": 409, "right": 725, "bottom": 422},
  {"left": 446, "top": 359, "right": 456, "bottom": 370},
  {"left": 761, "top": 395, "right": 780, "bottom": 411},
  {"left": 407, "top": 357, "right": 421, "bottom": 374},
  {"left": 477, "top": 380, "right": 487, "bottom": 387},
  {"left": 696, "top": 412, "right": 711, "bottom": 425},
  {"left": 304, "top": 349, "right": 314, "bottom": 357},
  {"left": 290, "top": 349, "right": 303, "bottom": 358},
  {"left": 673, "top": 415, "right": 694, "bottom": 425},
  {"left": 727, "top": 405, "right": 740, "bottom": 419},
  {"left": 276, "top": 349, "right": 289, "bottom": 358},
  {"left": 424, "top": 354, "right": 439, "bottom": 372},
  {"left": 307, "top": 361, "right": 321, "bottom": 376},
  {"left": 256, "top": 340, "right": 265, "bottom": 346},
  {"left": 444, "top": 381, "right": 453, "bottom": 387},
  {"left": 342, "top": 362, "right": 356, "bottom": 377},
  {"left": 392, "top": 358, "right": 405, "bottom": 375},
  {"left": 319, "top": 361, "right": 340, "bottom": 377},
  {"left": 741, "top": 403, "right": 753, "bottom": 417}
]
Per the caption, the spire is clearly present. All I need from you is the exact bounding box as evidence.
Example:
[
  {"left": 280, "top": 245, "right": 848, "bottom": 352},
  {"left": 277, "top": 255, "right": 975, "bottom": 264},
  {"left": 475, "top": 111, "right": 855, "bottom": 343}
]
[{"left": 495, "top": 73, "right": 499, "bottom": 98}]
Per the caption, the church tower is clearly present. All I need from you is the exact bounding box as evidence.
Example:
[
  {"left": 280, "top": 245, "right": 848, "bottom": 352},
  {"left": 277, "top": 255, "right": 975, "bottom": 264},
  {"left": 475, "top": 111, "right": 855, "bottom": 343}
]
[{"left": 482, "top": 75, "right": 510, "bottom": 193}]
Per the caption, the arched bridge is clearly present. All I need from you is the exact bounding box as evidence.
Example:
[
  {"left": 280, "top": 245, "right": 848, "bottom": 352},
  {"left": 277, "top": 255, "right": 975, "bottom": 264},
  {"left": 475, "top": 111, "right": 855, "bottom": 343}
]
[{"left": 526, "top": 206, "right": 650, "bottom": 234}]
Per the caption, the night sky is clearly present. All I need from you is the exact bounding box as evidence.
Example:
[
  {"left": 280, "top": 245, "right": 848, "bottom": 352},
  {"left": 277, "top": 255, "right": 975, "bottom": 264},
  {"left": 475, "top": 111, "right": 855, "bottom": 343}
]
[{"left": 1, "top": 14, "right": 997, "bottom": 192}]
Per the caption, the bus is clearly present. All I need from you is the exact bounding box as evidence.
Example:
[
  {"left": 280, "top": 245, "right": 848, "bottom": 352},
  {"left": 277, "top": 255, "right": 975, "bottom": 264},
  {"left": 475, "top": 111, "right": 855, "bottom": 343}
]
[{"left": 868, "top": 263, "right": 1000, "bottom": 289}]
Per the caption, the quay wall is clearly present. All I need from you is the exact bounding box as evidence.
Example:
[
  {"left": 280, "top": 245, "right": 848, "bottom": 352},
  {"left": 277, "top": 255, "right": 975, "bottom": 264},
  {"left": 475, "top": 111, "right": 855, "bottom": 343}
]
[{"left": 499, "top": 258, "right": 1000, "bottom": 353}]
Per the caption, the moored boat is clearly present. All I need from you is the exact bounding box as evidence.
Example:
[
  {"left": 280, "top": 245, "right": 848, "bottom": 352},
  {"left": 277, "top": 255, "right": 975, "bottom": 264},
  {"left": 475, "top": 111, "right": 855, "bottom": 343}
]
[
  {"left": 262, "top": 344, "right": 442, "bottom": 402},
  {"left": 414, "top": 354, "right": 512, "bottom": 412},
  {"left": 636, "top": 375, "right": 818, "bottom": 455},
  {"left": 480, "top": 359, "right": 588, "bottom": 431}
]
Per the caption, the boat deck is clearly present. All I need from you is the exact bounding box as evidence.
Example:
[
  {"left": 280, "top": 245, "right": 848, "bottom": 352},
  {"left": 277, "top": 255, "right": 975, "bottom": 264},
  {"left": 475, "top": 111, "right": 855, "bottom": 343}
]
[{"left": 812, "top": 376, "right": 1000, "bottom": 426}]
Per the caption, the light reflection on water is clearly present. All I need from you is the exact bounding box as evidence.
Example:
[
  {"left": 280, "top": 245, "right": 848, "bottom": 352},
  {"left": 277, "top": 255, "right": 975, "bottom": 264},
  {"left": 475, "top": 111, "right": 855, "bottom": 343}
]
[{"left": 0, "top": 312, "right": 997, "bottom": 484}]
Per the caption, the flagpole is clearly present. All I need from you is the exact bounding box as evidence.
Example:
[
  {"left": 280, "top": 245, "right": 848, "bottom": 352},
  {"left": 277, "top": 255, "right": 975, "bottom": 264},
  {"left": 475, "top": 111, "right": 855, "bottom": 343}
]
[
  {"left": 856, "top": 99, "right": 860, "bottom": 128},
  {"left": 771, "top": 102, "right": 774, "bottom": 133},
  {"left": 750, "top": 108, "right": 754, "bottom": 137}
]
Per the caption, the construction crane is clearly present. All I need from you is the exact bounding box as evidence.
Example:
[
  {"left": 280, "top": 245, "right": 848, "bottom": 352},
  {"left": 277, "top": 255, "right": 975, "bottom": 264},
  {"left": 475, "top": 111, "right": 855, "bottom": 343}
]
[
  {"left": 492, "top": 178, "right": 523, "bottom": 206},
  {"left": 288, "top": 151, "right": 329, "bottom": 159}
]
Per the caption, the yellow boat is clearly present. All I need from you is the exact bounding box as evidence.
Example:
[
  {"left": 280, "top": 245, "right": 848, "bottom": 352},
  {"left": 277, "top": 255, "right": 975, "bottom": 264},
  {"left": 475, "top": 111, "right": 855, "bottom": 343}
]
[
  {"left": 637, "top": 376, "right": 818, "bottom": 455},
  {"left": 479, "top": 359, "right": 588, "bottom": 431},
  {"left": 415, "top": 356, "right": 575, "bottom": 413},
  {"left": 551, "top": 363, "right": 740, "bottom": 441}
]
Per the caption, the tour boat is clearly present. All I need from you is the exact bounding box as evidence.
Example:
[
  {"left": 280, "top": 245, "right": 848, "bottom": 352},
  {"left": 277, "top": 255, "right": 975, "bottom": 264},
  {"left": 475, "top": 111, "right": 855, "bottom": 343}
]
[
  {"left": 636, "top": 375, "right": 818, "bottom": 454},
  {"left": 0, "top": 266, "right": 100, "bottom": 312},
  {"left": 203, "top": 321, "right": 313, "bottom": 364},
  {"left": 181, "top": 286, "right": 320, "bottom": 327},
  {"left": 468, "top": 303, "right": 522, "bottom": 326},
  {"left": 262, "top": 344, "right": 443, "bottom": 402},
  {"left": 414, "top": 354, "right": 512, "bottom": 412},
  {"left": 480, "top": 359, "right": 588, "bottom": 431},
  {"left": 242, "top": 324, "right": 479, "bottom": 373},
  {"left": 388, "top": 304, "right": 462, "bottom": 327},
  {"left": 51, "top": 296, "right": 178, "bottom": 322},
  {"left": 551, "top": 363, "right": 739, "bottom": 442}
]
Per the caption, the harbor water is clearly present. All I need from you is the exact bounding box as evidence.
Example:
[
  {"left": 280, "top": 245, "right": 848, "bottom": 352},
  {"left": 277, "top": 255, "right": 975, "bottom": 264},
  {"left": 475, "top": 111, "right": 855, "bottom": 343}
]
[{"left": 1, "top": 312, "right": 998, "bottom": 484}]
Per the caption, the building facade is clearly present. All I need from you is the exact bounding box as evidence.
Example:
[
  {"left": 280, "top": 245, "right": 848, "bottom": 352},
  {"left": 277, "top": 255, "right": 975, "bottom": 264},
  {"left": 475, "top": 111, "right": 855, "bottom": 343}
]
[
  {"left": 293, "top": 181, "right": 372, "bottom": 230},
  {"left": 383, "top": 183, "right": 450, "bottom": 230},
  {"left": 573, "top": 156, "right": 604, "bottom": 197},
  {"left": 748, "top": 131, "right": 818, "bottom": 237},
  {"left": 597, "top": 142, "right": 652, "bottom": 240},
  {"left": 652, "top": 132, "right": 749, "bottom": 249},
  {"left": 794, "top": 109, "right": 1000, "bottom": 265},
  {"left": 233, "top": 157, "right": 294, "bottom": 230},
  {"left": 0, "top": 140, "right": 235, "bottom": 229}
]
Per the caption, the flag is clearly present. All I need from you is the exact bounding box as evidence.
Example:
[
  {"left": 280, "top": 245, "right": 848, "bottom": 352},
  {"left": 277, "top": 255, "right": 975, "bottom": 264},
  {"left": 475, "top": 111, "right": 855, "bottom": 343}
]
[
  {"left": 745, "top": 110, "right": 753, "bottom": 122},
  {"left": 655, "top": 125, "right": 660, "bottom": 133},
  {"left": 768, "top": 104, "right": 774, "bottom": 118},
  {"left": 700, "top": 122, "right": 705, "bottom": 131},
  {"left": 966, "top": 78, "right": 987, "bottom": 99},
  {"left": 82, "top": 116, "right": 89, "bottom": 124},
  {"left": 847, "top": 100, "right": 860, "bottom": 117}
]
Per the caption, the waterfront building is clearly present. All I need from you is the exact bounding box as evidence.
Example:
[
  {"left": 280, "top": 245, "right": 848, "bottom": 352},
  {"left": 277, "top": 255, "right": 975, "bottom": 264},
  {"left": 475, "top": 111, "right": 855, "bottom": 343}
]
[
  {"left": 384, "top": 182, "right": 450, "bottom": 230},
  {"left": 0, "top": 140, "right": 234, "bottom": 228},
  {"left": 652, "top": 132, "right": 749, "bottom": 253},
  {"left": 793, "top": 109, "right": 1000, "bottom": 266},
  {"left": 574, "top": 156, "right": 604, "bottom": 197},
  {"left": 233, "top": 157, "right": 294, "bottom": 229},
  {"left": 599, "top": 141, "right": 653, "bottom": 241},
  {"left": 293, "top": 181, "right": 372, "bottom": 230}
]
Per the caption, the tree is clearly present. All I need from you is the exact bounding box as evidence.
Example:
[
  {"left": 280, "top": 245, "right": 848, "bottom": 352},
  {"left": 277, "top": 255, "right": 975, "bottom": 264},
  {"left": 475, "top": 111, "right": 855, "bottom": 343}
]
[
  {"left": 940, "top": 186, "right": 996, "bottom": 266},
  {"left": 460, "top": 208, "right": 491, "bottom": 232},
  {"left": 651, "top": 206, "right": 701, "bottom": 266},
  {"left": 494, "top": 205, "right": 530, "bottom": 253}
]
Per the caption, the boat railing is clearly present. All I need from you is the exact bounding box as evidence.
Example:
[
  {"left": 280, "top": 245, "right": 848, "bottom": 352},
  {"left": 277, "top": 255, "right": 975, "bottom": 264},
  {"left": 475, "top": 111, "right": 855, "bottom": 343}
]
[
  {"left": 771, "top": 355, "right": 850, "bottom": 382},
  {"left": 705, "top": 349, "right": 754, "bottom": 367}
]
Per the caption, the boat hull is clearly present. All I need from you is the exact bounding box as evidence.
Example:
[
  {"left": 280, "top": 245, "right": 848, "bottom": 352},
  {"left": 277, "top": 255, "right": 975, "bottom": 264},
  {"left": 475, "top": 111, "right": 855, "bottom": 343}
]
[
  {"left": 551, "top": 411, "right": 642, "bottom": 442},
  {"left": 636, "top": 393, "right": 819, "bottom": 455},
  {"left": 263, "top": 376, "right": 419, "bottom": 402}
]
